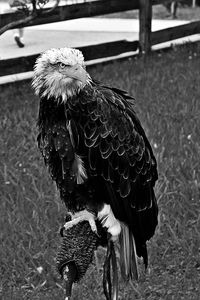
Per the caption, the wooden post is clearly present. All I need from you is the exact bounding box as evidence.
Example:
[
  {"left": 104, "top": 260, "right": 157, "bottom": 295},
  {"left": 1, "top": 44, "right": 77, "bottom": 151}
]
[
  {"left": 139, "top": 0, "right": 152, "bottom": 54},
  {"left": 192, "top": 0, "right": 196, "bottom": 8}
]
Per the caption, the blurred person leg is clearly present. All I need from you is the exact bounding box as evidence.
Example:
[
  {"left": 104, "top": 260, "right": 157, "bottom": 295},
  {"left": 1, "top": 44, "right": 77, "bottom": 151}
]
[
  {"left": 13, "top": 28, "right": 25, "bottom": 48},
  {"left": 9, "top": 0, "right": 25, "bottom": 47},
  {"left": 164, "top": 1, "right": 178, "bottom": 18},
  {"left": 171, "top": 1, "right": 178, "bottom": 19}
]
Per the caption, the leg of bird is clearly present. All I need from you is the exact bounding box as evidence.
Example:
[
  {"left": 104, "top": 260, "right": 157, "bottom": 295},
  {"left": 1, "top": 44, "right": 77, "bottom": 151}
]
[{"left": 64, "top": 209, "right": 97, "bottom": 234}]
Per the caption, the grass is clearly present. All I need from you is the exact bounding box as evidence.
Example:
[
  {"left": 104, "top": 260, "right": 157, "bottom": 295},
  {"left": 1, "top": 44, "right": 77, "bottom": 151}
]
[{"left": 0, "top": 42, "right": 200, "bottom": 299}]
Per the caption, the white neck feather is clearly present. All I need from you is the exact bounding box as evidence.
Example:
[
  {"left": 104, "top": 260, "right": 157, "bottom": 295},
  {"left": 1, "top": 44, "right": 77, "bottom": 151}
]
[{"left": 32, "top": 72, "right": 92, "bottom": 102}]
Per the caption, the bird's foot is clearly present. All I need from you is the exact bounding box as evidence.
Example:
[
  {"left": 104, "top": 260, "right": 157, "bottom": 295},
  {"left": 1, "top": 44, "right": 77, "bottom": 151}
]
[{"left": 64, "top": 209, "right": 98, "bottom": 234}]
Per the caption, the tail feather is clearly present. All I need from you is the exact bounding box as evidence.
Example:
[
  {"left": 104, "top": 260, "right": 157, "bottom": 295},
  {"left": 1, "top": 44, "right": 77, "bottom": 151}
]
[{"left": 119, "top": 223, "right": 138, "bottom": 281}]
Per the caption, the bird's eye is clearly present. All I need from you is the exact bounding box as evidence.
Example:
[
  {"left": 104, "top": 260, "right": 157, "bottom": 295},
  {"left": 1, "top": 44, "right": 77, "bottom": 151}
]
[{"left": 59, "top": 63, "right": 66, "bottom": 69}]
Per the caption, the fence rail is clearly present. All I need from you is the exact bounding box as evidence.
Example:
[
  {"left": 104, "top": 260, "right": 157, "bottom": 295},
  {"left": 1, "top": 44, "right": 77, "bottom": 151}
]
[
  {"left": 0, "top": 40, "right": 139, "bottom": 76},
  {"left": 151, "top": 20, "right": 200, "bottom": 45},
  {"left": 0, "top": 0, "right": 200, "bottom": 77}
]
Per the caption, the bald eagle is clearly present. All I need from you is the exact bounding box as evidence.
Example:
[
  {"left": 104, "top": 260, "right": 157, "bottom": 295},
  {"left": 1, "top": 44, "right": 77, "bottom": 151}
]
[{"left": 33, "top": 47, "right": 158, "bottom": 299}]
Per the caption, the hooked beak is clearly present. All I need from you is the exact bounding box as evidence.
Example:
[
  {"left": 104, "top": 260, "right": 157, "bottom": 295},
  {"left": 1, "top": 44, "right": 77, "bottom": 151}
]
[{"left": 62, "top": 64, "right": 88, "bottom": 85}]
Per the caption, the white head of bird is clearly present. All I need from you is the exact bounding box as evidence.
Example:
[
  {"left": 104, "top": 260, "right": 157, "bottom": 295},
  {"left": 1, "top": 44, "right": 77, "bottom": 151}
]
[{"left": 32, "top": 47, "right": 91, "bottom": 102}]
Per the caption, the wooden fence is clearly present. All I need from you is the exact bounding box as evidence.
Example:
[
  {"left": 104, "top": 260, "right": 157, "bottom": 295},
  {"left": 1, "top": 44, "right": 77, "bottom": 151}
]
[{"left": 0, "top": 0, "right": 200, "bottom": 76}]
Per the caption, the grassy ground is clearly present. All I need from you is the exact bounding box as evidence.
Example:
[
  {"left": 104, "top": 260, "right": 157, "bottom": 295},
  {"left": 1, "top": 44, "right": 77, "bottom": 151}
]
[{"left": 0, "top": 42, "right": 200, "bottom": 300}]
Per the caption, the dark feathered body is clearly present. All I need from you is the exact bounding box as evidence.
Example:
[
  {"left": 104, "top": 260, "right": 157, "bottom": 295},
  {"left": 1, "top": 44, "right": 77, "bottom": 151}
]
[{"left": 37, "top": 81, "right": 158, "bottom": 265}]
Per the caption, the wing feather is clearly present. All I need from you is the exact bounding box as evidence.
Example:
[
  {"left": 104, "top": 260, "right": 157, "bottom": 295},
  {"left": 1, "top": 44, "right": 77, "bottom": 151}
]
[{"left": 72, "top": 82, "right": 158, "bottom": 213}]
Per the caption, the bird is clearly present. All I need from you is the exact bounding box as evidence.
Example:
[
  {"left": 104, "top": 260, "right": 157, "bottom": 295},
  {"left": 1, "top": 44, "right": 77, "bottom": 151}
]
[{"left": 32, "top": 47, "right": 158, "bottom": 299}]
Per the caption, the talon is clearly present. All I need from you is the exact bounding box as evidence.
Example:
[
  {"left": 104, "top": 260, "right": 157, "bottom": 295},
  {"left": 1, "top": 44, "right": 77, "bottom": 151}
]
[
  {"left": 93, "top": 229, "right": 101, "bottom": 238},
  {"left": 65, "top": 213, "right": 72, "bottom": 222},
  {"left": 60, "top": 227, "right": 65, "bottom": 237},
  {"left": 64, "top": 219, "right": 79, "bottom": 230},
  {"left": 63, "top": 209, "right": 97, "bottom": 234},
  {"left": 88, "top": 219, "right": 97, "bottom": 233}
]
